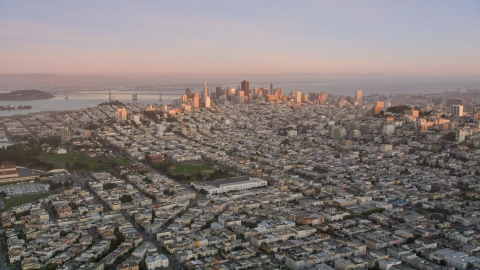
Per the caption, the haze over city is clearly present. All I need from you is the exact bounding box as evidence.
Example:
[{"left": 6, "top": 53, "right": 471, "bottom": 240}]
[
  {"left": 4, "top": 2, "right": 480, "bottom": 270},
  {"left": 1, "top": 0, "right": 480, "bottom": 77}
]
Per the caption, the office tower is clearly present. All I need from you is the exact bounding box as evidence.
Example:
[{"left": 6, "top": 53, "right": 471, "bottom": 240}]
[
  {"left": 239, "top": 91, "right": 245, "bottom": 104},
  {"left": 59, "top": 127, "right": 72, "bottom": 142},
  {"left": 451, "top": 105, "right": 464, "bottom": 117},
  {"left": 317, "top": 92, "right": 327, "bottom": 104},
  {"left": 202, "top": 80, "right": 209, "bottom": 99},
  {"left": 193, "top": 93, "right": 200, "bottom": 108},
  {"left": 241, "top": 80, "right": 250, "bottom": 98},
  {"left": 185, "top": 88, "right": 192, "bottom": 96},
  {"left": 205, "top": 96, "right": 211, "bottom": 108},
  {"left": 216, "top": 86, "right": 223, "bottom": 97},
  {"left": 270, "top": 83, "right": 273, "bottom": 95},
  {"left": 302, "top": 93, "right": 309, "bottom": 103},
  {"left": 116, "top": 106, "right": 127, "bottom": 122},
  {"left": 309, "top": 93, "right": 317, "bottom": 102},
  {"left": 274, "top": 88, "right": 282, "bottom": 97},
  {"left": 375, "top": 101, "right": 385, "bottom": 109},
  {"left": 293, "top": 91, "right": 302, "bottom": 104},
  {"left": 262, "top": 88, "right": 269, "bottom": 97},
  {"left": 356, "top": 90, "right": 363, "bottom": 105},
  {"left": 181, "top": 95, "right": 188, "bottom": 104},
  {"left": 108, "top": 90, "right": 112, "bottom": 101}
]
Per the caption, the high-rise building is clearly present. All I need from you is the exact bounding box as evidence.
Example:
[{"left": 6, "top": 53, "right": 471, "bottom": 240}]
[
  {"left": 185, "top": 88, "right": 192, "bottom": 96},
  {"left": 193, "top": 93, "right": 200, "bottom": 108},
  {"left": 202, "top": 80, "right": 209, "bottom": 99},
  {"left": 181, "top": 95, "right": 188, "bottom": 104},
  {"left": 59, "top": 127, "right": 72, "bottom": 142},
  {"left": 375, "top": 101, "right": 385, "bottom": 109},
  {"left": 205, "top": 96, "right": 211, "bottom": 108},
  {"left": 270, "top": 83, "right": 273, "bottom": 95},
  {"left": 293, "top": 91, "right": 302, "bottom": 104},
  {"left": 241, "top": 80, "right": 250, "bottom": 98},
  {"left": 274, "top": 88, "right": 282, "bottom": 97},
  {"left": 356, "top": 90, "right": 363, "bottom": 105},
  {"left": 451, "top": 105, "right": 464, "bottom": 117},
  {"left": 216, "top": 86, "right": 223, "bottom": 97},
  {"left": 317, "top": 92, "right": 327, "bottom": 104},
  {"left": 238, "top": 91, "right": 245, "bottom": 104},
  {"left": 116, "top": 107, "right": 127, "bottom": 122}
]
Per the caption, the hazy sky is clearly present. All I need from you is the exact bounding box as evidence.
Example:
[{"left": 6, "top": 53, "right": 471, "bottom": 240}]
[{"left": 1, "top": 0, "right": 480, "bottom": 76}]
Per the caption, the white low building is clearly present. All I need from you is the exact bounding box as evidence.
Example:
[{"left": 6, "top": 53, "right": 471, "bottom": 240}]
[
  {"left": 191, "top": 176, "right": 267, "bottom": 195},
  {"left": 146, "top": 253, "right": 169, "bottom": 270}
]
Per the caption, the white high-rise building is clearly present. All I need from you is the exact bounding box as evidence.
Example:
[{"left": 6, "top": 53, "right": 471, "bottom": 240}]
[
  {"left": 205, "top": 96, "right": 211, "bottom": 108},
  {"left": 239, "top": 91, "right": 245, "bottom": 104},
  {"left": 451, "top": 105, "right": 464, "bottom": 117},
  {"left": 116, "top": 107, "right": 127, "bottom": 122},
  {"left": 294, "top": 91, "right": 302, "bottom": 104}
]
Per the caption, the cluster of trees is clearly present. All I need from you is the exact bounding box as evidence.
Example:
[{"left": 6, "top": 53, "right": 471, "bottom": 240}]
[
  {"left": 119, "top": 194, "right": 132, "bottom": 203},
  {"left": 103, "top": 183, "right": 118, "bottom": 190},
  {"left": 386, "top": 105, "right": 411, "bottom": 114},
  {"left": 98, "top": 100, "right": 125, "bottom": 107},
  {"left": 163, "top": 189, "right": 175, "bottom": 195},
  {"left": 45, "top": 180, "right": 71, "bottom": 191},
  {"left": 142, "top": 177, "right": 152, "bottom": 184},
  {"left": 65, "top": 161, "right": 91, "bottom": 171},
  {"left": 0, "top": 139, "right": 42, "bottom": 166},
  {"left": 206, "top": 169, "right": 230, "bottom": 181},
  {"left": 39, "top": 136, "right": 62, "bottom": 148},
  {"left": 360, "top": 208, "right": 386, "bottom": 217}
]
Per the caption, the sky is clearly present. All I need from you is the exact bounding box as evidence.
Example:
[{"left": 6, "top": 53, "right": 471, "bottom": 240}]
[{"left": 1, "top": 0, "right": 480, "bottom": 76}]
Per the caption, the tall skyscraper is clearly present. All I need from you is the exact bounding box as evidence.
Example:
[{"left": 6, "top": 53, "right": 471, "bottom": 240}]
[
  {"left": 193, "top": 93, "right": 200, "bottom": 108},
  {"left": 274, "top": 88, "right": 282, "bottom": 97},
  {"left": 451, "top": 105, "right": 464, "bottom": 117},
  {"left": 241, "top": 80, "right": 250, "bottom": 98},
  {"left": 293, "top": 91, "right": 302, "bottom": 104},
  {"left": 317, "top": 92, "right": 327, "bottom": 104},
  {"left": 270, "top": 83, "right": 273, "bottom": 95},
  {"left": 181, "top": 95, "right": 188, "bottom": 104},
  {"left": 185, "top": 88, "right": 192, "bottom": 96},
  {"left": 216, "top": 86, "right": 223, "bottom": 97},
  {"left": 116, "top": 106, "right": 127, "bottom": 122},
  {"left": 238, "top": 91, "right": 245, "bottom": 104},
  {"left": 205, "top": 96, "right": 211, "bottom": 108},
  {"left": 356, "top": 90, "right": 363, "bottom": 105},
  {"left": 202, "top": 80, "right": 209, "bottom": 99}
]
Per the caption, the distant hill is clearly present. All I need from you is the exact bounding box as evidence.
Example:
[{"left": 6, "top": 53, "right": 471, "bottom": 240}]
[{"left": 0, "top": 89, "right": 55, "bottom": 101}]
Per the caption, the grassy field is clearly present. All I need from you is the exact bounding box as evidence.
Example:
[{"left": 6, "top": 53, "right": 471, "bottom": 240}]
[
  {"left": 171, "top": 162, "right": 214, "bottom": 175},
  {"left": 39, "top": 153, "right": 131, "bottom": 171},
  {"left": 3, "top": 192, "right": 51, "bottom": 209}
]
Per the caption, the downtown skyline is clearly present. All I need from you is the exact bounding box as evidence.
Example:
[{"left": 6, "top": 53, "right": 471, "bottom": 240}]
[{"left": 1, "top": 0, "right": 480, "bottom": 76}]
